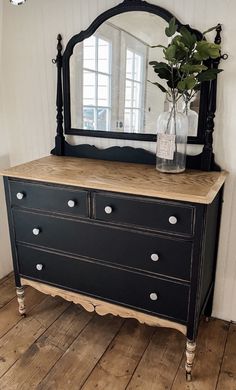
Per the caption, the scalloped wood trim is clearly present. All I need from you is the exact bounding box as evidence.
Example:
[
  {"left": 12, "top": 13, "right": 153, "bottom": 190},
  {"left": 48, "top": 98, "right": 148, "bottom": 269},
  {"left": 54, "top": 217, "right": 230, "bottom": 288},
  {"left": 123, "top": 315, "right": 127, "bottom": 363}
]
[{"left": 21, "top": 278, "right": 187, "bottom": 335}]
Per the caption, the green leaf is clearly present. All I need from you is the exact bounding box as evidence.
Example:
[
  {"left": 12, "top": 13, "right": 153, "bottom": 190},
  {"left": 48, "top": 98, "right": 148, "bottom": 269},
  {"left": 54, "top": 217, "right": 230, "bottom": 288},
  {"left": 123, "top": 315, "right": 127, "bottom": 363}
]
[
  {"left": 177, "top": 76, "right": 197, "bottom": 91},
  {"left": 193, "top": 52, "right": 205, "bottom": 61},
  {"left": 149, "top": 61, "right": 170, "bottom": 70},
  {"left": 150, "top": 44, "right": 167, "bottom": 49},
  {"left": 150, "top": 82, "right": 168, "bottom": 93},
  {"left": 202, "top": 25, "right": 218, "bottom": 35},
  {"left": 177, "top": 80, "right": 186, "bottom": 91},
  {"left": 149, "top": 62, "right": 172, "bottom": 81},
  {"left": 155, "top": 69, "right": 171, "bottom": 81},
  {"left": 196, "top": 41, "right": 221, "bottom": 60},
  {"left": 172, "top": 35, "right": 189, "bottom": 50},
  {"left": 172, "top": 35, "right": 182, "bottom": 45},
  {"left": 179, "top": 26, "right": 197, "bottom": 48},
  {"left": 170, "top": 36, "right": 190, "bottom": 60},
  {"left": 186, "top": 76, "right": 197, "bottom": 89},
  {"left": 207, "top": 43, "right": 221, "bottom": 58},
  {"left": 197, "top": 68, "right": 223, "bottom": 82},
  {"left": 190, "top": 58, "right": 202, "bottom": 65},
  {"left": 165, "top": 17, "right": 178, "bottom": 37},
  {"left": 164, "top": 45, "right": 176, "bottom": 61},
  {"left": 180, "top": 64, "right": 208, "bottom": 73},
  {"left": 166, "top": 68, "right": 181, "bottom": 89},
  {"left": 149, "top": 61, "right": 159, "bottom": 66}
]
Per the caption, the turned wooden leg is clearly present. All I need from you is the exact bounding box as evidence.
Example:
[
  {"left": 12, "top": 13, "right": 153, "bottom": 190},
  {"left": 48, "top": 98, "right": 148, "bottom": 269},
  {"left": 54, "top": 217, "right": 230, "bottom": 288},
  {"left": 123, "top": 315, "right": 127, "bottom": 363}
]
[
  {"left": 16, "top": 287, "right": 26, "bottom": 317},
  {"left": 185, "top": 339, "right": 196, "bottom": 381}
]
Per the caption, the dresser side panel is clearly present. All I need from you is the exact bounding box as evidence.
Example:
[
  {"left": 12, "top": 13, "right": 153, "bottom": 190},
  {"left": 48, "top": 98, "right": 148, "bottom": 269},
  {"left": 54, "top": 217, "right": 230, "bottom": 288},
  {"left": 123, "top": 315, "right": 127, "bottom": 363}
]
[
  {"left": 3, "top": 177, "right": 21, "bottom": 286},
  {"left": 199, "top": 192, "right": 222, "bottom": 312}
]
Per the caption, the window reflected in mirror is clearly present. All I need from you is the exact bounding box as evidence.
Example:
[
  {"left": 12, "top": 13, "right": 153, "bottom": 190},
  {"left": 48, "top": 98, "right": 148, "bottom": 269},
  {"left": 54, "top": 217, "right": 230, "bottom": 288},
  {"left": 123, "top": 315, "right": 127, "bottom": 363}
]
[
  {"left": 83, "top": 35, "right": 111, "bottom": 131},
  {"left": 70, "top": 12, "right": 199, "bottom": 136}
]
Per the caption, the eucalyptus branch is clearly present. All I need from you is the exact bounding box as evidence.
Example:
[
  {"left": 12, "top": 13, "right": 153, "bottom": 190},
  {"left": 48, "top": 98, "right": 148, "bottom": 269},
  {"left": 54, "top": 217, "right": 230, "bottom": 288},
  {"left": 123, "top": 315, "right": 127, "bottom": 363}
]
[{"left": 149, "top": 17, "right": 222, "bottom": 108}]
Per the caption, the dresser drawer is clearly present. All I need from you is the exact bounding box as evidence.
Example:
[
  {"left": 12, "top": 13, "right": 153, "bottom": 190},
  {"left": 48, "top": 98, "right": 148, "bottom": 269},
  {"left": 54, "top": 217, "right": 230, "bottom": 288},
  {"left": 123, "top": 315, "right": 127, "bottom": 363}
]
[
  {"left": 9, "top": 180, "right": 88, "bottom": 217},
  {"left": 94, "top": 193, "right": 194, "bottom": 236},
  {"left": 18, "top": 245, "right": 189, "bottom": 322},
  {"left": 13, "top": 209, "right": 192, "bottom": 281}
]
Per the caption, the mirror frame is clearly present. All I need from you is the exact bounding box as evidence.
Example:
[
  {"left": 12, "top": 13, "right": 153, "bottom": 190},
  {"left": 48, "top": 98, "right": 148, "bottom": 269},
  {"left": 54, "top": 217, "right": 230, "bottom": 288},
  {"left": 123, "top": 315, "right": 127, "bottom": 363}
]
[
  {"left": 62, "top": 0, "right": 209, "bottom": 144},
  {"left": 52, "top": 0, "right": 223, "bottom": 171}
]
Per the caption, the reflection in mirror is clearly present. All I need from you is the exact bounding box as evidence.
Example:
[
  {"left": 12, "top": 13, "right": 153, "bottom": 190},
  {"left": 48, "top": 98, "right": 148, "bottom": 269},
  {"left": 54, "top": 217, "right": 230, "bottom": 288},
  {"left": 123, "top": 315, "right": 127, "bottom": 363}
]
[{"left": 70, "top": 12, "right": 199, "bottom": 136}]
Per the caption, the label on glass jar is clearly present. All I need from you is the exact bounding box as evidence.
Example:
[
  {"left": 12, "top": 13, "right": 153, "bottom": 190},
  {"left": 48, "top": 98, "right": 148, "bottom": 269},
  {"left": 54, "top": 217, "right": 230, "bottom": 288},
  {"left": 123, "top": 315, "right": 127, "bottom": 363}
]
[{"left": 156, "top": 134, "right": 176, "bottom": 160}]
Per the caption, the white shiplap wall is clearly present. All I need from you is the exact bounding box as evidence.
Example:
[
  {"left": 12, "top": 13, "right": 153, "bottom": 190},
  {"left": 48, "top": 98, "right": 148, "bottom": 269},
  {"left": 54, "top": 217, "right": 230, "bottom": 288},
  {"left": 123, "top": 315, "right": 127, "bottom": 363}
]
[
  {"left": 0, "top": 0, "right": 12, "bottom": 278},
  {"left": 1, "top": 0, "right": 236, "bottom": 321}
]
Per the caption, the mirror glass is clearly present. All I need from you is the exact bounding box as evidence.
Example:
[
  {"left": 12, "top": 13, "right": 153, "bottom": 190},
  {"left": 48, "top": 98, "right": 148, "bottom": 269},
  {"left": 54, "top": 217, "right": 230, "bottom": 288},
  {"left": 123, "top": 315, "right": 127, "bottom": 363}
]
[{"left": 70, "top": 11, "right": 199, "bottom": 136}]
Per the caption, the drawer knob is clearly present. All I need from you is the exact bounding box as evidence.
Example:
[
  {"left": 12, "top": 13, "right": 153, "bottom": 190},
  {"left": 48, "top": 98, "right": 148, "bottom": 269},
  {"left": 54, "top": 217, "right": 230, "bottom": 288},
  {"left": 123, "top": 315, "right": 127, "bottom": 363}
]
[
  {"left": 68, "top": 200, "right": 76, "bottom": 208},
  {"left": 105, "top": 206, "right": 113, "bottom": 214},
  {"left": 36, "top": 264, "right": 43, "bottom": 271},
  {"left": 150, "top": 292, "right": 158, "bottom": 301},
  {"left": 169, "top": 216, "right": 178, "bottom": 225},
  {"left": 32, "top": 228, "right": 40, "bottom": 236},
  {"left": 16, "top": 192, "right": 24, "bottom": 200},
  {"left": 151, "top": 253, "right": 159, "bottom": 262}
]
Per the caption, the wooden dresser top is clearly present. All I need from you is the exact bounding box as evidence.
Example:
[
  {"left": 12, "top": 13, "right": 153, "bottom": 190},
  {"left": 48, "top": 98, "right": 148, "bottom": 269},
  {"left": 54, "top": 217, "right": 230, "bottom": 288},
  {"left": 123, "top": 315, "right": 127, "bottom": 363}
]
[{"left": 1, "top": 156, "right": 227, "bottom": 204}]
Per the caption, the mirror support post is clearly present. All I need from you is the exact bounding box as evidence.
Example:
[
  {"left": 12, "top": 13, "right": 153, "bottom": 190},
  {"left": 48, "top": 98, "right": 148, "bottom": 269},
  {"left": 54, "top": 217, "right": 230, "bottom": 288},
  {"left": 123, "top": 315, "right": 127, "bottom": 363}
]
[
  {"left": 201, "top": 24, "right": 222, "bottom": 171},
  {"left": 54, "top": 34, "right": 65, "bottom": 156}
]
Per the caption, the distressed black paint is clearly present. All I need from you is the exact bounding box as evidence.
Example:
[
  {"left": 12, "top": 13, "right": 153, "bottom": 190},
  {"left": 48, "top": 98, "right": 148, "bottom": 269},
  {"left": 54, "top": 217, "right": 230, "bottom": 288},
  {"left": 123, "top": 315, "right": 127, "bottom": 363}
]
[{"left": 4, "top": 177, "right": 223, "bottom": 342}]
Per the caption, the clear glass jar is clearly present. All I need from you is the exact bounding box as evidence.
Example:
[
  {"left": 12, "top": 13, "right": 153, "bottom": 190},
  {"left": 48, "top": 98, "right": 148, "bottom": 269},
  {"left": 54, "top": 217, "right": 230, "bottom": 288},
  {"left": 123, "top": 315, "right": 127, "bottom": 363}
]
[
  {"left": 183, "top": 101, "right": 198, "bottom": 137},
  {"left": 156, "top": 102, "right": 188, "bottom": 173}
]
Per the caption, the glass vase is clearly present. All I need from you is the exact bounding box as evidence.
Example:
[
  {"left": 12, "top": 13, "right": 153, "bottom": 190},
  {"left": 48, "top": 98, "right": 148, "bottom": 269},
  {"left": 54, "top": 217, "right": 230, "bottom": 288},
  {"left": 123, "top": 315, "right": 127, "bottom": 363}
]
[
  {"left": 183, "top": 101, "right": 198, "bottom": 137},
  {"left": 156, "top": 102, "right": 188, "bottom": 173}
]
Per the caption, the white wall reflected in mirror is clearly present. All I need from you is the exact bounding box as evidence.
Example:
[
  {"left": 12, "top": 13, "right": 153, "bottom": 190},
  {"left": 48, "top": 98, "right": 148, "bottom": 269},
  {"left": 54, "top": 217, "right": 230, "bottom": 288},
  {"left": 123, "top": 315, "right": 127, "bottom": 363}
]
[{"left": 70, "top": 12, "right": 199, "bottom": 136}]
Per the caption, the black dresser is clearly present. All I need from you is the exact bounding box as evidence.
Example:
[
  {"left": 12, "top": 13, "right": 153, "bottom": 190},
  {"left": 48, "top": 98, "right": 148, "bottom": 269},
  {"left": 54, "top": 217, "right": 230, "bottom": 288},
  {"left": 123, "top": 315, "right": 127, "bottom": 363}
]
[{"left": 2, "top": 156, "right": 227, "bottom": 381}]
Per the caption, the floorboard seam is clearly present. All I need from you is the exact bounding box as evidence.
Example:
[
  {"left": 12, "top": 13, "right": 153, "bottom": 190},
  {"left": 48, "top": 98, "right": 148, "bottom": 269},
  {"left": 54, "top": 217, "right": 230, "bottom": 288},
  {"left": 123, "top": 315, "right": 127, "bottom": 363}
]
[
  {"left": 0, "top": 275, "right": 235, "bottom": 390},
  {"left": 0, "top": 300, "right": 73, "bottom": 380},
  {"left": 170, "top": 349, "right": 185, "bottom": 389},
  {"left": 36, "top": 311, "right": 96, "bottom": 388},
  {"left": 0, "top": 288, "right": 46, "bottom": 341},
  {"left": 215, "top": 321, "right": 230, "bottom": 390},
  {"left": 124, "top": 326, "right": 157, "bottom": 390},
  {"left": 79, "top": 318, "right": 126, "bottom": 390}
]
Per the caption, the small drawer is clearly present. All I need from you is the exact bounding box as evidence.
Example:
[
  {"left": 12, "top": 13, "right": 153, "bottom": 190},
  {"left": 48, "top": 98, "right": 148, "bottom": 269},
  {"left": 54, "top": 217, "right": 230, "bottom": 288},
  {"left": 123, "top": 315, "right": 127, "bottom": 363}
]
[
  {"left": 94, "top": 193, "right": 195, "bottom": 236},
  {"left": 13, "top": 209, "right": 192, "bottom": 281},
  {"left": 9, "top": 180, "right": 88, "bottom": 218},
  {"left": 18, "top": 245, "right": 190, "bottom": 322}
]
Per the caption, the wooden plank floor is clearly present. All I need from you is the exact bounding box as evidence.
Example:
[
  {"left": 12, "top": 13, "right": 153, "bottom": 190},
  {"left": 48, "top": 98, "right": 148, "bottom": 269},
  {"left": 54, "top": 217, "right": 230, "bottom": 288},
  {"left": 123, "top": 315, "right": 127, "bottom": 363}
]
[{"left": 0, "top": 274, "right": 235, "bottom": 390}]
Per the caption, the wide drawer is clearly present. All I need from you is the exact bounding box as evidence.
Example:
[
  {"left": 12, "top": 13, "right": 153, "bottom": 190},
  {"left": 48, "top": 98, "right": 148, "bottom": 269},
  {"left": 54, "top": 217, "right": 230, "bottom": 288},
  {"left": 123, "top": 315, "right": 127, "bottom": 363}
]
[
  {"left": 9, "top": 180, "right": 88, "bottom": 218},
  {"left": 94, "top": 193, "right": 195, "bottom": 236},
  {"left": 13, "top": 209, "right": 193, "bottom": 281},
  {"left": 18, "top": 245, "right": 189, "bottom": 322}
]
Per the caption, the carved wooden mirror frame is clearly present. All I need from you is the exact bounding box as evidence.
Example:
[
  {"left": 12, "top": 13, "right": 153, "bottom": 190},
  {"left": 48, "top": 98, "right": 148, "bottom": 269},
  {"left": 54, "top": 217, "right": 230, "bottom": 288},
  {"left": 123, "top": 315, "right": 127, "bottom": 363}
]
[{"left": 52, "top": 0, "right": 225, "bottom": 171}]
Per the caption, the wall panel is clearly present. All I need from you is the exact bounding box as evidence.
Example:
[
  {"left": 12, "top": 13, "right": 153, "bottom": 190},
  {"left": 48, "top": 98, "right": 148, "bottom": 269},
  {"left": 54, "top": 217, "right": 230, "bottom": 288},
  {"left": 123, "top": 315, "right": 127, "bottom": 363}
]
[{"left": 1, "top": 0, "right": 236, "bottom": 320}]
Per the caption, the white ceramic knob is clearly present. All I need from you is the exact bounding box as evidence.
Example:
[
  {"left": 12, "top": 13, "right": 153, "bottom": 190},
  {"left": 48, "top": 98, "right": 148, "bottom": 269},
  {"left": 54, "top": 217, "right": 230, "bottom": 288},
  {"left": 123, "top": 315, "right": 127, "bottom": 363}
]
[
  {"left": 32, "top": 228, "right": 40, "bottom": 236},
  {"left": 36, "top": 264, "right": 43, "bottom": 271},
  {"left": 105, "top": 206, "right": 113, "bottom": 215},
  {"left": 151, "top": 253, "right": 159, "bottom": 262},
  {"left": 68, "top": 200, "right": 76, "bottom": 208},
  {"left": 16, "top": 192, "right": 24, "bottom": 200},
  {"left": 150, "top": 292, "right": 158, "bottom": 301},
  {"left": 169, "top": 216, "right": 178, "bottom": 225}
]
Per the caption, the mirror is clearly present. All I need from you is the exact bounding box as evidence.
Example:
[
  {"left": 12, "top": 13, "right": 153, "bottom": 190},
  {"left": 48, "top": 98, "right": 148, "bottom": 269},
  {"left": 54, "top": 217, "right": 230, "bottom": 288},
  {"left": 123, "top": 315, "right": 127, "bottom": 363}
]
[
  {"left": 70, "top": 12, "right": 199, "bottom": 137},
  {"left": 54, "top": 0, "right": 222, "bottom": 170}
]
